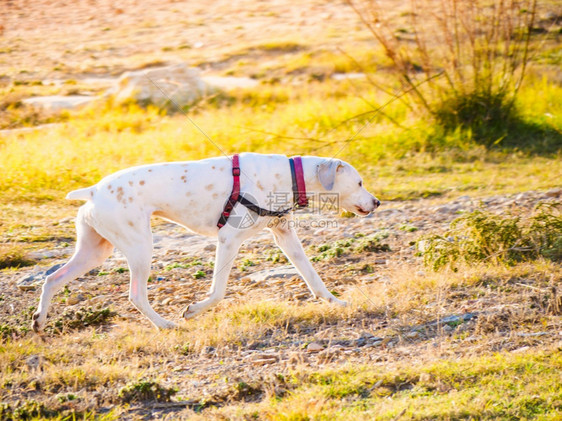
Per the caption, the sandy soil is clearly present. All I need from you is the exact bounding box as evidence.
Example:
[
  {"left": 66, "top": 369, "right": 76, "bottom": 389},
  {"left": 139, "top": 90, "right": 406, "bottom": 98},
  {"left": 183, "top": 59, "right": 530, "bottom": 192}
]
[{"left": 1, "top": 0, "right": 366, "bottom": 80}]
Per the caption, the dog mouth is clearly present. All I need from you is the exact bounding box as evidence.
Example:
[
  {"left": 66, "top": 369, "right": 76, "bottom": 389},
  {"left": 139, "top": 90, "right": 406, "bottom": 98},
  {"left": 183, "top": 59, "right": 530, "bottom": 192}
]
[{"left": 354, "top": 206, "right": 371, "bottom": 216}]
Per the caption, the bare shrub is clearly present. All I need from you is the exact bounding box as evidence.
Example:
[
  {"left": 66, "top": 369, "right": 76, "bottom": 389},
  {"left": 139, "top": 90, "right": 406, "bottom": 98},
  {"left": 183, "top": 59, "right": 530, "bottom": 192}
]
[{"left": 346, "top": 0, "right": 538, "bottom": 142}]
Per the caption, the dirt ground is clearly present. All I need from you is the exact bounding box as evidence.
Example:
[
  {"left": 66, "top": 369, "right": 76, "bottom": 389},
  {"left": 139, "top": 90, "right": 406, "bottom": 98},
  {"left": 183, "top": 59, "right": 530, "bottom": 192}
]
[
  {"left": 1, "top": 189, "right": 561, "bottom": 418},
  {"left": 1, "top": 0, "right": 369, "bottom": 81},
  {"left": 1, "top": 0, "right": 561, "bottom": 418}
]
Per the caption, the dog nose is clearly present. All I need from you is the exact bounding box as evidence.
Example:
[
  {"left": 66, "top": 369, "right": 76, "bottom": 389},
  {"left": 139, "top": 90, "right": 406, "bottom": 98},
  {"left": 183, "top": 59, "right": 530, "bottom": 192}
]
[{"left": 373, "top": 198, "right": 381, "bottom": 208}]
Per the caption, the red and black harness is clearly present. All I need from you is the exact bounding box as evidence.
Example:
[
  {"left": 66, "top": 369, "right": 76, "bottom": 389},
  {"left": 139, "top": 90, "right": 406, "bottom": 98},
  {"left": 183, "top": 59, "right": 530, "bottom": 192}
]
[{"left": 217, "top": 154, "right": 308, "bottom": 229}]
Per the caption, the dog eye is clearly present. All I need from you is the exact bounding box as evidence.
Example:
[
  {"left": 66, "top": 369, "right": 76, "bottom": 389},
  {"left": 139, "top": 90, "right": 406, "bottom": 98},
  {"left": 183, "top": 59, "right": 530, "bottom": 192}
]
[{"left": 358, "top": 181, "right": 363, "bottom": 187}]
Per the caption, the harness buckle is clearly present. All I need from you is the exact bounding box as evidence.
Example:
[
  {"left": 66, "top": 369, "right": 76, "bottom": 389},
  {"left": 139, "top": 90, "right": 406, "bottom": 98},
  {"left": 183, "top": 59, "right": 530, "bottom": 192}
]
[{"left": 232, "top": 167, "right": 241, "bottom": 176}]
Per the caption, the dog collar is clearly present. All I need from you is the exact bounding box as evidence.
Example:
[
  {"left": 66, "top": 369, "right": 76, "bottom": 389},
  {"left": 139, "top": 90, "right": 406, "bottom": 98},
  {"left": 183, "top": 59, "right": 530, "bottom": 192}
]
[{"left": 289, "top": 156, "right": 308, "bottom": 208}]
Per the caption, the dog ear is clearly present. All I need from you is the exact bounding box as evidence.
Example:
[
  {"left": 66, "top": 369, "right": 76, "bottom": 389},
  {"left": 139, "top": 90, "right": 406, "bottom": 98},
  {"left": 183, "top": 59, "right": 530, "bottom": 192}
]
[{"left": 317, "top": 159, "right": 343, "bottom": 191}]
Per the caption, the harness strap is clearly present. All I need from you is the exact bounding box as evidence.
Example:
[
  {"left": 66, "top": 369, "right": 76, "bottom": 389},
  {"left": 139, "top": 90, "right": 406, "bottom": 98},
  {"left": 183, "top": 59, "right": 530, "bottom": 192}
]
[
  {"left": 216, "top": 154, "right": 241, "bottom": 229},
  {"left": 238, "top": 196, "right": 291, "bottom": 218},
  {"left": 217, "top": 154, "right": 308, "bottom": 229}
]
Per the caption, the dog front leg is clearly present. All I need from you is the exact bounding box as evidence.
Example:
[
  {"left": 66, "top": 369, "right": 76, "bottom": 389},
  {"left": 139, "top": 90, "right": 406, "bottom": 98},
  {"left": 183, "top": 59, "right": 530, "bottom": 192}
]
[
  {"left": 271, "top": 225, "right": 347, "bottom": 306},
  {"left": 182, "top": 227, "right": 247, "bottom": 320}
]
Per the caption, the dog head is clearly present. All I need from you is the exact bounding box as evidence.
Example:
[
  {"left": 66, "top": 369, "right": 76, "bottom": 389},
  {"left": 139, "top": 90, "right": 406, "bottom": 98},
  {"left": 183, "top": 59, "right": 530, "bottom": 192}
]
[{"left": 316, "top": 159, "right": 380, "bottom": 216}]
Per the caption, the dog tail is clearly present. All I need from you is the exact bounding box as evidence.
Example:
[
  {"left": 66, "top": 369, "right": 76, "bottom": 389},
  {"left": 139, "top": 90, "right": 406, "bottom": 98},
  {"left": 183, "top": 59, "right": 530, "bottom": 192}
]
[{"left": 66, "top": 186, "right": 95, "bottom": 201}]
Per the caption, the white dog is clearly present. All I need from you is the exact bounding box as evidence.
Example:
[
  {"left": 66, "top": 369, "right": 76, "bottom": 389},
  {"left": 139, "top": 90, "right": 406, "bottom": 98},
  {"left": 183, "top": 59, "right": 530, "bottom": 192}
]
[{"left": 32, "top": 153, "right": 380, "bottom": 331}]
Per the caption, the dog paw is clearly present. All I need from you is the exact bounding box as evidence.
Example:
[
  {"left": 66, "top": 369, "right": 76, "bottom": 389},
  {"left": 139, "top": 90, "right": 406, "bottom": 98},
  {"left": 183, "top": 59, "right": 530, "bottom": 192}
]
[
  {"left": 181, "top": 305, "right": 192, "bottom": 319},
  {"left": 329, "top": 297, "right": 348, "bottom": 307},
  {"left": 181, "top": 304, "right": 200, "bottom": 320},
  {"left": 158, "top": 320, "right": 178, "bottom": 330},
  {"left": 32, "top": 312, "right": 44, "bottom": 333}
]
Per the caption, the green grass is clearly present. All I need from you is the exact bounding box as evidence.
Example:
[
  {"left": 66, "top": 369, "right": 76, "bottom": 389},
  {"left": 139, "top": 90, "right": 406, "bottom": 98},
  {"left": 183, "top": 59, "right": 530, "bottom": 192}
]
[
  {"left": 0, "top": 76, "right": 560, "bottom": 208},
  {"left": 202, "top": 349, "right": 562, "bottom": 420}
]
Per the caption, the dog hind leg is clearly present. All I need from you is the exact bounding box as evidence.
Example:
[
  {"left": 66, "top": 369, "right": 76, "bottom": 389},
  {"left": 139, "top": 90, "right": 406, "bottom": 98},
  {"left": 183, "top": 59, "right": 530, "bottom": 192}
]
[
  {"left": 122, "top": 240, "right": 178, "bottom": 330},
  {"left": 32, "top": 207, "right": 114, "bottom": 332}
]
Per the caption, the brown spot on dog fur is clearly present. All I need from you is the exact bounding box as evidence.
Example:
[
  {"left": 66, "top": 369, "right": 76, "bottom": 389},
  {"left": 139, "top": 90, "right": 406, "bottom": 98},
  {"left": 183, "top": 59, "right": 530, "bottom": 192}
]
[
  {"left": 107, "top": 184, "right": 112, "bottom": 190},
  {"left": 185, "top": 192, "right": 191, "bottom": 196},
  {"left": 275, "top": 173, "right": 281, "bottom": 179},
  {"left": 212, "top": 193, "right": 219, "bottom": 199},
  {"left": 219, "top": 167, "right": 225, "bottom": 171},
  {"left": 205, "top": 184, "right": 214, "bottom": 191},
  {"left": 139, "top": 180, "right": 145, "bottom": 186},
  {"left": 181, "top": 175, "right": 187, "bottom": 183},
  {"left": 90, "top": 191, "right": 94, "bottom": 197},
  {"left": 148, "top": 169, "right": 152, "bottom": 172},
  {"left": 128, "top": 221, "right": 134, "bottom": 227},
  {"left": 212, "top": 165, "right": 216, "bottom": 169},
  {"left": 116, "top": 187, "right": 125, "bottom": 203},
  {"left": 128, "top": 181, "right": 133, "bottom": 186},
  {"left": 128, "top": 197, "right": 133, "bottom": 203},
  {"left": 257, "top": 181, "right": 264, "bottom": 191}
]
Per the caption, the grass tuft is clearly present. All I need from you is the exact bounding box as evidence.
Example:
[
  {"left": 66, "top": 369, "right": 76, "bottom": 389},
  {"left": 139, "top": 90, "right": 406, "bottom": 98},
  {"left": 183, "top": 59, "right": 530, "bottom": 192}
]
[
  {"left": 50, "top": 307, "right": 117, "bottom": 334},
  {"left": 0, "top": 244, "right": 36, "bottom": 270},
  {"left": 417, "top": 202, "right": 562, "bottom": 270},
  {"left": 118, "top": 379, "right": 177, "bottom": 403}
]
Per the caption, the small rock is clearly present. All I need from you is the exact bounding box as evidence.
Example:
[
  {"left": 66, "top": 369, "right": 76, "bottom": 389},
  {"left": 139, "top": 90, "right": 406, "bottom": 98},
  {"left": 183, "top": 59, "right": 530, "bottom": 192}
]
[
  {"left": 246, "top": 353, "right": 279, "bottom": 366},
  {"left": 17, "top": 263, "right": 64, "bottom": 291},
  {"left": 455, "top": 195, "right": 471, "bottom": 202},
  {"left": 251, "top": 358, "right": 277, "bottom": 366},
  {"left": 161, "top": 297, "right": 173, "bottom": 306},
  {"left": 247, "top": 266, "right": 299, "bottom": 283},
  {"left": 436, "top": 205, "right": 452, "bottom": 214},
  {"left": 67, "top": 296, "right": 80, "bottom": 305},
  {"left": 202, "top": 76, "right": 259, "bottom": 90},
  {"left": 26, "top": 355, "right": 42, "bottom": 370},
  {"left": 405, "top": 331, "right": 420, "bottom": 339},
  {"left": 66, "top": 294, "right": 85, "bottom": 306},
  {"left": 516, "top": 332, "right": 548, "bottom": 337},
  {"left": 545, "top": 188, "right": 562, "bottom": 198},
  {"left": 306, "top": 342, "right": 324, "bottom": 353},
  {"left": 90, "top": 295, "right": 110, "bottom": 305},
  {"left": 204, "top": 244, "right": 216, "bottom": 252},
  {"left": 108, "top": 63, "right": 209, "bottom": 107},
  {"left": 367, "top": 340, "right": 383, "bottom": 348},
  {"left": 22, "top": 95, "right": 95, "bottom": 111}
]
